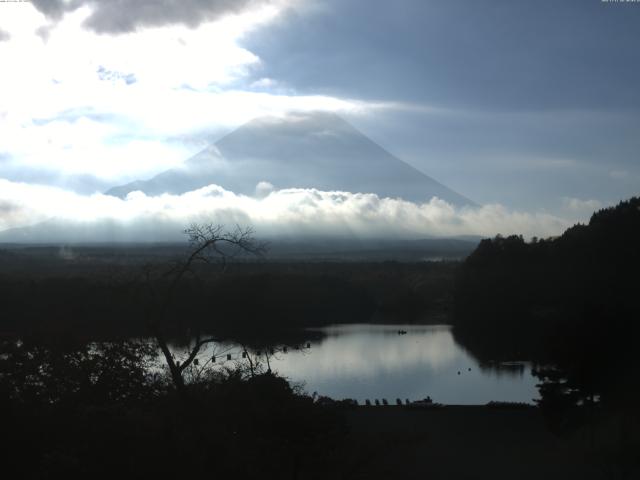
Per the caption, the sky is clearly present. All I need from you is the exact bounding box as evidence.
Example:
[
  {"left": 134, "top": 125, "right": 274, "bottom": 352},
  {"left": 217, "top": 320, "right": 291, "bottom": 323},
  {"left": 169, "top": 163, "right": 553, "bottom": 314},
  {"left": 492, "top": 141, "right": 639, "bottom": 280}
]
[{"left": 0, "top": 0, "right": 639, "bottom": 241}]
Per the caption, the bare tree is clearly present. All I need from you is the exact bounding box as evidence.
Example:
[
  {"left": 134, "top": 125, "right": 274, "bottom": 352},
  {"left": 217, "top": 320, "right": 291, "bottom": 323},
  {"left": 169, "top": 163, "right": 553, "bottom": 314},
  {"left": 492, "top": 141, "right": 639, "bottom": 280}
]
[{"left": 142, "top": 224, "right": 266, "bottom": 393}]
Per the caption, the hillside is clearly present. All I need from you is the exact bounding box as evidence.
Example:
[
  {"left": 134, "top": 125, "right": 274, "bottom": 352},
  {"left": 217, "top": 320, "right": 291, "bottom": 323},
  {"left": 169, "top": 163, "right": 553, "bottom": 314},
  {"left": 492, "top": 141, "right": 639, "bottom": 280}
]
[
  {"left": 453, "top": 196, "right": 640, "bottom": 407},
  {"left": 106, "top": 111, "right": 474, "bottom": 206}
]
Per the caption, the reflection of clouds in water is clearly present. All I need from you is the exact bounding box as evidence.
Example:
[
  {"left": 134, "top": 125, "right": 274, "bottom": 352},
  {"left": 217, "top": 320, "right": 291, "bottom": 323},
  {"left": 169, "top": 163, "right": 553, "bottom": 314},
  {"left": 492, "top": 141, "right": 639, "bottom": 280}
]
[
  {"left": 273, "top": 325, "right": 463, "bottom": 380},
  {"left": 164, "top": 324, "right": 540, "bottom": 403}
]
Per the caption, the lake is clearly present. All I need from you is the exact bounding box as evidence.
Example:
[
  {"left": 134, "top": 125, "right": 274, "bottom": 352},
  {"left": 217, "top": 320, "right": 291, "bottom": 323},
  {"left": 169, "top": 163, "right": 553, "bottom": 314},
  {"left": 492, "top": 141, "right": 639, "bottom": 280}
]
[{"left": 175, "top": 324, "right": 540, "bottom": 405}]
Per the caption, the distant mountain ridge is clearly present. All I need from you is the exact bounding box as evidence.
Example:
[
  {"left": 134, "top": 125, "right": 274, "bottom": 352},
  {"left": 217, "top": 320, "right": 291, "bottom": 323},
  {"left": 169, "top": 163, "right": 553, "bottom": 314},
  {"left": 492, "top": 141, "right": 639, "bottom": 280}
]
[{"left": 106, "top": 111, "right": 474, "bottom": 206}]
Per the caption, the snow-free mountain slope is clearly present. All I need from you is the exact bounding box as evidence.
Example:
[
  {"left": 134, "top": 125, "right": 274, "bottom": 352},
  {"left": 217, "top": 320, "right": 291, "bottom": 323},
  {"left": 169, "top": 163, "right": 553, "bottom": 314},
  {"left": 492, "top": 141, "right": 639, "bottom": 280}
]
[{"left": 106, "top": 112, "right": 473, "bottom": 206}]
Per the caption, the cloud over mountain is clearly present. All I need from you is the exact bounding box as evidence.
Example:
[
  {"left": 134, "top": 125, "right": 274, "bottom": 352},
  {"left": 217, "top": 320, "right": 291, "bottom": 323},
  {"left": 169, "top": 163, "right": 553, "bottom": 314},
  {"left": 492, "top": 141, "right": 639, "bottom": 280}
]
[{"left": 0, "top": 179, "right": 570, "bottom": 243}]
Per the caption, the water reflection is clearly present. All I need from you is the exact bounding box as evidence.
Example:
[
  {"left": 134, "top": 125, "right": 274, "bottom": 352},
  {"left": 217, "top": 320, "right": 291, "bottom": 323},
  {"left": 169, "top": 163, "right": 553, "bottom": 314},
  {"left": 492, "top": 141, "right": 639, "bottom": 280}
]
[
  {"left": 173, "top": 324, "right": 540, "bottom": 405},
  {"left": 294, "top": 324, "right": 459, "bottom": 377}
]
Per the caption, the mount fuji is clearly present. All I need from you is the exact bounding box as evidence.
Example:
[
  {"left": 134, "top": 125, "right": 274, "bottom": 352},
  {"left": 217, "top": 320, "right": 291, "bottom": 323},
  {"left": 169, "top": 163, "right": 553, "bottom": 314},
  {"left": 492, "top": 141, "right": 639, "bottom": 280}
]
[{"left": 106, "top": 111, "right": 473, "bottom": 206}]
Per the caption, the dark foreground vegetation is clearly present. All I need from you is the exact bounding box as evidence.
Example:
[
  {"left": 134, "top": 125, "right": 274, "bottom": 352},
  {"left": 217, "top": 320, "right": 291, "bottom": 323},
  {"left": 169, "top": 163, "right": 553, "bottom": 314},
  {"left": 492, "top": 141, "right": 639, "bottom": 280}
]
[
  {"left": 2, "top": 337, "right": 623, "bottom": 480},
  {"left": 2, "top": 199, "right": 639, "bottom": 477},
  {"left": 1, "top": 337, "right": 350, "bottom": 479},
  {"left": 454, "top": 197, "right": 640, "bottom": 472}
]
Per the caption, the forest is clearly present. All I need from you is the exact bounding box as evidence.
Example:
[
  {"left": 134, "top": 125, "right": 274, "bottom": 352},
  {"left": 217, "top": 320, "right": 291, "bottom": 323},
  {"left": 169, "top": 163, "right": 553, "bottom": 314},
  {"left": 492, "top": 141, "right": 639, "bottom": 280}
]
[
  {"left": 0, "top": 254, "right": 454, "bottom": 343},
  {"left": 454, "top": 197, "right": 640, "bottom": 421}
]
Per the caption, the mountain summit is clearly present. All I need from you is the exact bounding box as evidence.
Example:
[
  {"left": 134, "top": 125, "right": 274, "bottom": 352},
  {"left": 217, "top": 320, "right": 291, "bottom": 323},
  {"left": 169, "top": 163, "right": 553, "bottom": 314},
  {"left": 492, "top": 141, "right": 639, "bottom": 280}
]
[{"left": 106, "top": 111, "right": 473, "bottom": 206}]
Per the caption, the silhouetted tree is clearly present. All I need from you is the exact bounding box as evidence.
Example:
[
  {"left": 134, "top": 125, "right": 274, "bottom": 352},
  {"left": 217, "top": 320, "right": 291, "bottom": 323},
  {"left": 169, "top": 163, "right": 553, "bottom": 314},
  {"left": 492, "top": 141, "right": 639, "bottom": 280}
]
[{"left": 142, "top": 224, "right": 266, "bottom": 393}]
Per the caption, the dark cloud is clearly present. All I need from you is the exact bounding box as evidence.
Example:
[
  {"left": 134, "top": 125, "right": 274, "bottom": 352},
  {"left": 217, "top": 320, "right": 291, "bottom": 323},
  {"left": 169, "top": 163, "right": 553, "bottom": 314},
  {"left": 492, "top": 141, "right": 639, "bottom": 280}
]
[
  {"left": 237, "top": 0, "right": 640, "bottom": 211},
  {"left": 345, "top": 106, "right": 640, "bottom": 210},
  {"left": 30, "top": 0, "right": 81, "bottom": 21},
  {"left": 243, "top": 0, "right": 640, "bottom": 111},
  {"left": 0, "top": 28, "right": 10, "bottom": 42},
  {"left": 20, "top": 0, "right": 640, "bottom": 213},
  {"left": 31, "top": 0, "right": 275, "bottom": 34}
]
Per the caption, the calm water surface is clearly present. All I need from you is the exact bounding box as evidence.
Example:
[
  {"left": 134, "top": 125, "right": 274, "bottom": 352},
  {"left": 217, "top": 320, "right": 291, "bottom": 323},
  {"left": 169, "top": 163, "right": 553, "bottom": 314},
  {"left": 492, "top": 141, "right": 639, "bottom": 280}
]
[{"left": 177, "top": 324, "right": 539, "bottom": 405}]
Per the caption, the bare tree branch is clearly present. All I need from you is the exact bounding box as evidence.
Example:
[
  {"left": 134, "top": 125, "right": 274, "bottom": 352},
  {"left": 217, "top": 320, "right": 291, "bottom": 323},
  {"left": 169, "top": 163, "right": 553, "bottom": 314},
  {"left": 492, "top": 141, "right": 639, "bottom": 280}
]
[
  {"left": 141, "top": 223, "right": 267, "bottom": 394},
  {"left": 178, "top": 336, "right": 221, "bottom": 373}
]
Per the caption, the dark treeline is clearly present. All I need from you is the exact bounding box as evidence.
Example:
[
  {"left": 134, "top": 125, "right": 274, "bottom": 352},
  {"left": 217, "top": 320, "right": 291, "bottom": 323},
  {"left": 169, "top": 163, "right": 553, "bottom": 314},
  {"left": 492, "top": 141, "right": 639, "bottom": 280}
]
[
  {"left": 0, "top": 259, "right": 455, "bottom": 343},
  {"left": 0, "top": 337, "right": 350, "bottom": 479},
  {"left": 454, "top": 197, "right": 640, "bottom": 413}
]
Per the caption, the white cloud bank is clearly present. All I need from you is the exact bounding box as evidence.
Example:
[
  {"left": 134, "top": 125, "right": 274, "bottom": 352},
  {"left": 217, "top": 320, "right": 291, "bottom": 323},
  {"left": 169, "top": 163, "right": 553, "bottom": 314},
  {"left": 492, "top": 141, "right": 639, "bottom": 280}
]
[
  {"left": 0, "top": 179, "right": 573, "bottom": 242},
  {"left": 561, "top": 197, "right": 602, "bottom": 214}
]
